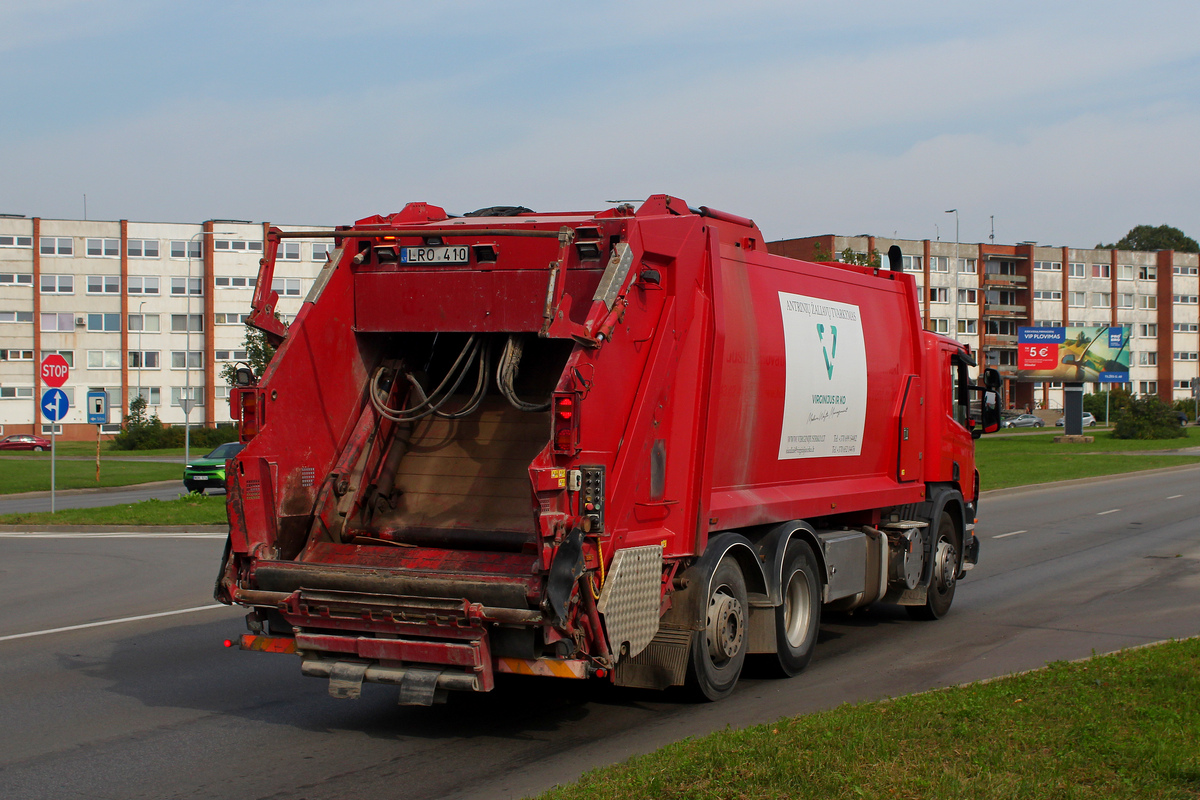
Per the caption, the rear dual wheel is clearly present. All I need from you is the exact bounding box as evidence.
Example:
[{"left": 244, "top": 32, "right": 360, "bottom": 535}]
[{"left": 773, "top": 540, "right": 821, "bottom": 677}]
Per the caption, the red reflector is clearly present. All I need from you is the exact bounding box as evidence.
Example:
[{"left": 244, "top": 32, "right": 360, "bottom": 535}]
[
  {"left": 223, "top": 639, "right": 234, "bottom": 648},
  {"left": 595, "top": 668, "right": 607, "bottom": 678}
]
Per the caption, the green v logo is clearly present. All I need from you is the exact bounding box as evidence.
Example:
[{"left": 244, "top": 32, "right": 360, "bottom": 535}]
[{"left": 817, "top": 324, "right": 838, "bottom": 379}]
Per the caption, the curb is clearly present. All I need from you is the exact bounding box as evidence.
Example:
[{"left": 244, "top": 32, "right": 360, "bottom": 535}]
[
  {"left": 0, "top": 524, "right": 226, "bottom": 533},
  {"left": 0, "top": 480, "right": 182, "bottom": 501}
]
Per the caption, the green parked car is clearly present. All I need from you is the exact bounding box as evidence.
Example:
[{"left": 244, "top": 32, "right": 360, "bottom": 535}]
[{"left": 184, "top": 441, "right": 245, "bottom": 494}]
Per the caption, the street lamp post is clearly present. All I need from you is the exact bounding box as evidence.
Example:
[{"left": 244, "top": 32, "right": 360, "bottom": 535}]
[
  {"left": 945, "top": 209, "right": 960, "bottom": 338},
  {"left": 184, "top": 229, "right": 234, "bottom": 469},
  {"left": 136, "top": 300, "right": 146, "bottom": 410}
]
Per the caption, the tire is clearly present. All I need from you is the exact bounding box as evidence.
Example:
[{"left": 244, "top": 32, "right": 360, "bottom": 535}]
[
  {"left": 33, "top": 446, "right": 44, "bottom": 451},
  {"left": 688, "top": 555, "right": 749, "bottom": 701},
  {"left": 772, "top": 540, "right": 821, "bottom": 677},
  {"left": 907, "top": 511, "right": 959, "bottom": 620}
]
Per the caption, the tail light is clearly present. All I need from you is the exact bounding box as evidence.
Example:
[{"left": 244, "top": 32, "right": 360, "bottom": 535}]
[
  {"left": 238, "top": 389, "right": 261, "bottom": 441},
  {"left": 552, "top": 392, "right": 579, "bottom": 455}
]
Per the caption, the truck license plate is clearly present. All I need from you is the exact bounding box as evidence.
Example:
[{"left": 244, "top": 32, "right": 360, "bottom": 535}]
[{"left": 400, "top": 246, "right": 469, "bottom": 265}]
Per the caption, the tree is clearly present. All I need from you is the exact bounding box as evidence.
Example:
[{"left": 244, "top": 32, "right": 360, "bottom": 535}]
[
  {"left": 1096, "top": 225, "right": 1198, "bottom": 253},
  {"left": 220, "top": 321, "right": 281, "bottom": 387},
  {"left": 1112, "top": 394, "right": 1187, "bottom": 440}
]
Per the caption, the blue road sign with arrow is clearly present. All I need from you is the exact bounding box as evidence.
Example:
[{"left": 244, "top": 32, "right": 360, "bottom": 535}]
[{"left": 41, "top": 388, "right": 69, "bottom": 422}]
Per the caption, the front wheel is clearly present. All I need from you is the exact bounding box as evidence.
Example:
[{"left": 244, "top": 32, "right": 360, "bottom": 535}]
[
  {"left": 772, "top": 540, "right": 821, "bottom": 677},
  {"left": 907, "top": 511, "right": 959, "bottom": 620},
  {"left": 688, "top": 555, "right": 749, "bottom": 701},
  {"left": 33, "top": 446, "right": 44, "bottom": 451}
]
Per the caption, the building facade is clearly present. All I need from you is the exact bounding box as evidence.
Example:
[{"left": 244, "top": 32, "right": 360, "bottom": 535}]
[
  {"left": 0, "top": 216, "right": 331, "bottom": 440},
  {"left": 768, "top": 234, "right": 1200, "bottom": 411}
]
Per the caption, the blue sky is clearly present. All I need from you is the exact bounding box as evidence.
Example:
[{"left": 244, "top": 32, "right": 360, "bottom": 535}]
[{"left": 3, "top": 1, "right": 1199, "bottom": 248}]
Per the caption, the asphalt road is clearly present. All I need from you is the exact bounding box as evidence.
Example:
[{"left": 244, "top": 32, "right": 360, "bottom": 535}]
[
  {"left": 0, "top": 482, "right": 198, "bottom": 515},
  {"left": 1, "top": 466, "right": 1198, "bottom": 800}
]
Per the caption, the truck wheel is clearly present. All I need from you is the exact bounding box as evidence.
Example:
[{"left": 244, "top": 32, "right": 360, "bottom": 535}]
[
  {"left": 688, "top": 556, "right": 748, "bottom": 701},
  {"left": 773, "top": 540, "right": 821, "bottom": 677},
  {"left": 907, "top": 512, "right": 959, "bottom": 620}
]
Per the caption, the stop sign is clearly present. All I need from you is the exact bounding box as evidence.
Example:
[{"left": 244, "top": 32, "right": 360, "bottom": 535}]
[{"left": 41, "top": 354, "right": 70, "bottom": 388}]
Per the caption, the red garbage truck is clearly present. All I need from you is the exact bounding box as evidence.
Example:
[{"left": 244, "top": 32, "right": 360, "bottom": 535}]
[{"left": 215, "top": 195, "right": 1001, "bottom": 703}]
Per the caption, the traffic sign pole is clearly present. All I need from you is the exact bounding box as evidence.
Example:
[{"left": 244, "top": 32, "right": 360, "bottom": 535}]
[{"left": 41, "top": 353, "right": 71, "bottom": 513}]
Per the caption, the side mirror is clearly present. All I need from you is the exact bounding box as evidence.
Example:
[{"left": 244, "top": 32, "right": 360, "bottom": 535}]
[
  {"left": 234, "top": 366, "right": 256, "bottom": 387},
  {"left": 983, "top": 367, "right": 1002, "bottom": 391},
  {"left": 981, "top": 389, "right": 1002, "bottom": 433}
]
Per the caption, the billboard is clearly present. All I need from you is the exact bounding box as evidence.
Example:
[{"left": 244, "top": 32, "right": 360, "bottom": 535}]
[{"left": 1017, "top": 326, "right": 1130, "bottom": 383}]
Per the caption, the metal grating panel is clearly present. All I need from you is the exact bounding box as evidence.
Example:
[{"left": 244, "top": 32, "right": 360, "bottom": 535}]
[
  {"left": 300, "top": 467, "right": 315, "bottom": 487},
  {"left": 245, "top": 480, "right": 261, "bottom": 499},
  {"left": 597, "top": 544, "right": 662, "bottom": 661}
]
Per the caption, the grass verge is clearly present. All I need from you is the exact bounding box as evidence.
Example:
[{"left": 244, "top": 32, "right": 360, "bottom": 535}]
[
  {"left": 0, "top": 493, "right": 227, "bottom": 525},
  {"left": 537, "top": 638, "right": 1200, "bottom": 800},
  {"left": 976, "top": 427, "right": 1200, "bottom": 490},
  {"left": 0, "top": 459, "right": 181, "bottom": 494},
  {"left": 2, "top": 442, "right": 188, "bottom": 458}
]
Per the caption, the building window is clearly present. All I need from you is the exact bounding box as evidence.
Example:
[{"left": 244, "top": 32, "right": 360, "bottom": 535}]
[
  {"left": 1138, "top": 295, "right": 1157, "bottom": 310},
  {"left": 957, "top": 288, "right": 978, "bottom": 304},
  {"left": 214, "top": 239, "right": 252, "bottom": 252},
  {"left": 170, "top": 240, "right": 203, "bottom": 259},
  {"left": 0, "top": 273, "right": 34, "bottom": 286},
  {"left": 170, "top": 314, "right": 204, "bottom": 332},
  {"left": 929, "top": 287, "right": 948, "bottom": 303},
  {"left": 40, "top": 312, "right": 75, "bottom": 331},
  {"left": 1117, "top": 264, "right": 1134, "bottom": 280},
  {"left": 214, "top": 349, "right": 248, "bottom": 361},
  {"left": 1139, "top": 352, "right": 1158, "bottom": 366},
  {"left": 128, "top": 351, "right": 160, "bottom": 369},
  {"left": 215, "top": 275, "right": 255, "bottom": 289},
  {"left": 957, "top": 319, "right": 977, "bottom": 334},
  {"left": 1068, "top": 262, "right": 1086, "bottom": 278},
  {"left": 0, "top": 386, "right": 34, "bottom": 399},
  {"left": 170, "top": 350, "right": 203, "bottom": 369},
  {"left": 1092, "top": 292, "right": 1111, "bottom": 308},
  {"left": 86, "top": 275, "right": 121, "bottom": 294},
  {"left": 930, "top": 318, "right": 949, "bottom": 334},
  {"left": 1173, "top": 323, "right": 1199, "bottom": 333},
  {"left": 127, "top": 239, "right": 160, "bottom": 258},
  {"left": 1117, "top": 293, "right": 1134, "bottom": 309},
  {"left": 171, "top": 276, "right": 202, "bottom": 296},
  {"left": 86, "top": 313, "right": 121, "bottom": 332},
  {"left": 1174, "top": 294, "right": 1199, "bottom": 304},
  {"left": 1033, "top": 261, "right": 1062, "bottom": 271},
  {"left": 40, "top": 274, "right": 73, "bottom": 294},
  {"left": 986, "top": 260, "right": 1018, "bottom": 276},
  {"left": 1033, "top": 290, "right": 1062, "bottom": 301},
  {"left": 215, "top": 385, "right": 232, "bottom": 400},
  {"left": 0, "top": 235, "right": 33, "bottom": 248},
  {"left": 901, "top": 254, "right": 922, "bottom": 272},
  {"left": 1140, "top": 323, "right": 1158, "bottom": 337},
  {"left": 1173, "top": 265, "right": 1199, "bottom": 276},
  {"left": 214, "top": 312, "right": 250, "bottom": 325},
  {"left": 128, "top": 313, "right": 160, "bottom": 332},
  {"left": 39, "top": 237, "right": 73, "bottom": 256},
  {"left": 988, "top": 319, "right": 1018, "bottom": 336},
  {"left": 1174, "top": 352, "right": 1200, "bottom": 361},
  {"left": 0, "top": 310, "right": 34, "bottom": 323},
  {"left": 313, "top": 242, "right": 333, "bottom": 261},
  {"left": 958, "top": 258, "right": 977, "bottom": 274},
  {"left": 1092, "top": 263, "right": 1110, "bottom": 278},
  {"left": 0, "top": 349, "right": 33, "bottom": 361},
  {"left": 131, "top": 387, "right": 161, "bottom": 406},
  {"left": 1035, "top": 319, "right": 1063, "bottom": 327},
  {"left": 39, "top": 350, "right": 74, "bottom": 367},
  {"left": 987, "top": 290, "right": 1018, "bottom": 306},
  {"left": 170, "top": 386, "right": 205, "bottom": 407},
  {"left": 1140, "top": 381, "right": 1158, "bottom": 395},
  {"left": 41, "top": 424, "right": 63, "bottom": 435},
  {"left": 86, "top": 238, "right": 120, "bottom": 257},
  {"left": 929, "top": 256, "right": 949, "bottom": 273},
  {"left": 1138, "top": 265, "right": 1157, "bottom": 280},
  {"left": 277, "top": 242, "right": 301, "bottom": 261},
  {"left": 127, "top": 276, "right": 160, "bottom": 295},
  {"left": 272, "top": 277, "right": 301, "bottom": 296},
  {"left": 998, "top": 350, "right": 1018, "bottom": 366},
  {"left": 87, "top": 350, "right": 121, "bottom": 369}
]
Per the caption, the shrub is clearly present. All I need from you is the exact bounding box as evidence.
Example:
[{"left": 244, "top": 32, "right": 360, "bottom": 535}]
[
  {"left": 1112, "top": 394, "right": 1187, "bottom": 439},
  {"left": 112, "top": 396, "right": 239, "bottom": 450},
  {"left": 1083, "top": 386, "right": 1131, "bottom": 420}
]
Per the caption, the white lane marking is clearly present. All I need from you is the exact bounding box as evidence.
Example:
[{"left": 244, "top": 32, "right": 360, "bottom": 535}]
[
  {"left": 1167, "top": 495, "right": 1183, "bottom": 500},
  {"left": 0, "top": 604, "right": 229, "bottom": 643},
  {"left": 0, "top": 532, "right": 224, "bottom": 539},
  {"left": 1096, "top": 509, "right": 1120, "bottom": 516},
  {"left": 993, "top": 530, "right": 1027, "bottom": 539}
]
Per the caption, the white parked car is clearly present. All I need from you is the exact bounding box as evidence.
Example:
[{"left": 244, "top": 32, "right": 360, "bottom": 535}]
[{"left": 1055, "top": 412, "right": 1097, "bottom": 427}]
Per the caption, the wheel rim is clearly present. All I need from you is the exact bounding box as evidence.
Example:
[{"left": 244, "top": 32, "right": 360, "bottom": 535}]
[
  {"left": 783, "top": 567, "right": 813, "bottom": 648},
  {"left": 706, "top": 584, "right": 744, "bottom": 666},
  {"left": 933, "top": 537, "right": 958, "bottom": 596}
]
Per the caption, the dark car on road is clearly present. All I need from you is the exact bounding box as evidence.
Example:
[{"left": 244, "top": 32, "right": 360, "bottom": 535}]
[
  {"left": 0, "top": 434, "right": 53, "bottom": 451},
  {"left": 184, "top": 441, "right": 245, "bottom": 494},
  {"left": 1002, "top": 413, "right": 1044, "bottom": 428}
]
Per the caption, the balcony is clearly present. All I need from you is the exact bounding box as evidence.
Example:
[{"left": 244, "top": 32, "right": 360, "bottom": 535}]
[
  {"left": 982, "top": 303, "right": 1027, "bottom": 315},
  {"left": 983, "top": 334, "right": 1018, "bottom": 347},
  {"left": 983, "top": 272, "right": 1027, "bottom": 287}
]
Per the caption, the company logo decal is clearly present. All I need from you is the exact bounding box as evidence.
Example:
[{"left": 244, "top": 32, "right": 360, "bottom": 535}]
[{"left": 817, "top": 323, "right": 837, "bottom": 378}]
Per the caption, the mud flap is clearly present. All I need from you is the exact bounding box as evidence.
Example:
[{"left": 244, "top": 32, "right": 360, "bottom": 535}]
[
  {"left": 398, "top": 668, "right": 445, "bottom": 706},
  {"left": 328, "top": 661, "right": 369, "bottom": 699}
]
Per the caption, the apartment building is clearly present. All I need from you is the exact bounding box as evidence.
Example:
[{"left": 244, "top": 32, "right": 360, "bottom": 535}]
[
  {"left": 768, "top": 235, "right": 1200, "bottom": 411},
  {"left": 0, "top": 216, "right": 331, "bottom": 440}
]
